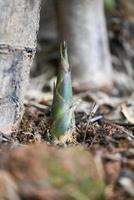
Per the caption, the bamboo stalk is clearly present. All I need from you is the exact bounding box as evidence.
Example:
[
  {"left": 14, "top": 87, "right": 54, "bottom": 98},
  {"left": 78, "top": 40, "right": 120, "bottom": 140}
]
[
  {"left": 55, "top": 0, "right": 113, "bottom": 89},
  {"left": 0, "top": 0, "right": 41, "bottom": 133}
]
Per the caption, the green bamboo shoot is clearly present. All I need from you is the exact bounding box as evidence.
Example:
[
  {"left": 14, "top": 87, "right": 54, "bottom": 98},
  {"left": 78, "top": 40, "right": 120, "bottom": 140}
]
[{"left": 51, "top": 42, "right": 75, "bottom": 142}]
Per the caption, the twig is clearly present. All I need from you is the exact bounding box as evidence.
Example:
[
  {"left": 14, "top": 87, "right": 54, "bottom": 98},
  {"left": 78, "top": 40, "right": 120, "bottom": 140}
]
[{"left": 83, "top": 103, "right": 99, "bottom": 143}]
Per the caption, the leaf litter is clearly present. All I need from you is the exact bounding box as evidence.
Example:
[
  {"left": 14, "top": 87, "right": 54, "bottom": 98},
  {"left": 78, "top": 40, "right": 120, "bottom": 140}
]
[{"left": 0, "top": 82, "right": 134, "bottom": 199}]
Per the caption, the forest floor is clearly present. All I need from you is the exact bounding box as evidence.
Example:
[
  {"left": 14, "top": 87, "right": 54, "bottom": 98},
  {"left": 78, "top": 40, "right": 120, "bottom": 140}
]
[{"left": 0, "top": 84, "right": 134, "bottom": 200}]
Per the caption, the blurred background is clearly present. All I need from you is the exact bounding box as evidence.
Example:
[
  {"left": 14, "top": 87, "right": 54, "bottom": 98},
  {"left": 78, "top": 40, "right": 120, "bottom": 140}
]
[{"left": 29, "top": 0, "right": 134, "bottom": 97}]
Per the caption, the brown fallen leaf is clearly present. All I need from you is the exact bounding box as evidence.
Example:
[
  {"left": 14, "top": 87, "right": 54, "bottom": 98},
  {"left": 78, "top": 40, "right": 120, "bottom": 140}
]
[
  {"left": 121, "top": 103, "right": 134, "bottom": 124},
  {"left": 0, "top": 144, "right": 105, "bottom": 200}
]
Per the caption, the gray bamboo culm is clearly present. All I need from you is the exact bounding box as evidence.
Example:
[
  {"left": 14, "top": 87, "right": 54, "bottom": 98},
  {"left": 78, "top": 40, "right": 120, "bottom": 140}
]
[
  {"left": 56, "top": 0, "right": 112, "bottom": 88},
  {"left": 0, "top": 0, "right": 41, "bottom": 133}
]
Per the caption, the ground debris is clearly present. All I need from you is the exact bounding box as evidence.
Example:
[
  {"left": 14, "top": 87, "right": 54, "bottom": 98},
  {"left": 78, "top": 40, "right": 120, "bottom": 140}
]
[{"left": 0, "top": 96, "right": 133, "bottom": 199}]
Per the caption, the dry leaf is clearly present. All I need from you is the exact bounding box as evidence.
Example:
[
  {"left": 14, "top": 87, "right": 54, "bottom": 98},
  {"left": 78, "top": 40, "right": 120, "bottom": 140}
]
[{"left": 121, "top": 103, "right": 134, "bottom": 123}]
